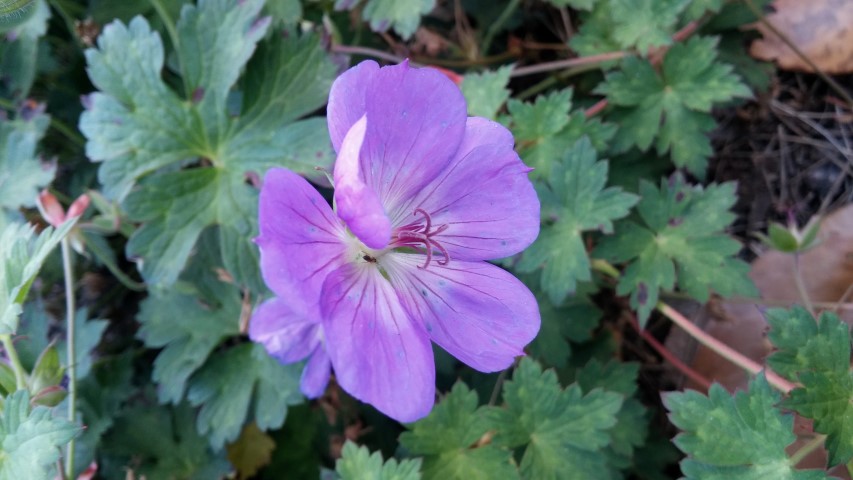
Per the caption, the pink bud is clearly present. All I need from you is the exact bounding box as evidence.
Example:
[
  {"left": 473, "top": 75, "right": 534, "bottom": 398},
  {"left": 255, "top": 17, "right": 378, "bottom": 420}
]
[
  {"left": 67, "top": 194, "right": 90, "bottom": 219},
  {"left": 37, "top": 190, "right": 66, "bottom": 227}
]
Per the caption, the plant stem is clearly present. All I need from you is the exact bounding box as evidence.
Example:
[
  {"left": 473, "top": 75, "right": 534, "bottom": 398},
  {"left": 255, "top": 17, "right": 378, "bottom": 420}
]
[
  {"left": 788, "top": 434, "right": 826, "bottom": 466},
  {"left": 510, "top": 51, "right": 627, "bottom": 77},
  {"left": 481, "top": 0, "right": 520, "bottom": 55},
  {"left": 61, "top": 237, "right": 77, "bottom": 479},
  {"left": 627, "top": 315, "right": 712, "bottom": 390},
  {"left": 0, "top": 334, "right": 26, "bottom": 390},
  {"left": 331, "top": 44, "right": 409, "bottom": 64},
  {"left": 792, "top": 253, "right": 817, "bottom": 318},
  {"left": 658, "top": 302, "right": 797, "bottom": 393}
]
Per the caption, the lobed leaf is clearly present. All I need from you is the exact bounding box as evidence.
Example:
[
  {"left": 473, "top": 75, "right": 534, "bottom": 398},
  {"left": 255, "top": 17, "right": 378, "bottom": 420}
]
[{"left": 336, "top": 441, "right": 422, "bottom": 480}]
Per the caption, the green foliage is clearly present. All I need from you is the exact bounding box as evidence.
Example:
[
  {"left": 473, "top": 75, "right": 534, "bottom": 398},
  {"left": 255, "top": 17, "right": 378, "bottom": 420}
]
[
  {"left": 516, "top": 138, "right": 637, "bottom": 304},
  {"left": 0, "top": 111, "right": 53, "bottom": 214},
  {"left": 401, "top": 383, "right": 517, "bottom": 479},
  {"left": 0, "top": 390, "right": 81, "bottom": 480},
  {"left": 595, "top": 175, "right": 756, "bottom": 324},
  {"left": 337, "top": 441, "right": 422, "bottom": 480},
  {"left": 526, "top": 289, "right": 600, "bottom": 368},
  {"left": 507, "top": 90, "right": 617, "bottom": 177},
  {"left": 664, "top": 375, "right": 831, "bottom": 480},
  {"left": 767, "top": 307, "right": 853, "bottom": 466},
  {"left": 610, "top": 0, "right": 687, "bottom": 52},
  {"left": 489, "top": 358, "right": 623, "bottom": 479},
  {"left": 460, "top": 65, "right": 512, "bottom": 120},
  {"left": 0, "top": 0, "right": 48, "bottom": 99},
  {"left": 102, "top": 401, "right": 231, "bottom": 479},
  {"left": 597, "top": 36, "right": 751, "bottom": 175},
  {"left": 0, "top": 220, "right": 75, "bottom": 334},
  {"left": 334, "top": 0, "right": 434, "bottom": 39},
  {"left": 80, "top": 0, "right": 336, "bottom": 288}
]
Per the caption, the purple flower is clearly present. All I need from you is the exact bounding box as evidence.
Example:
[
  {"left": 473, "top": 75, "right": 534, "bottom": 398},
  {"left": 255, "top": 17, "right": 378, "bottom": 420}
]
[{"left": 250, "top": 60, "right": 541, "bottom": 422}]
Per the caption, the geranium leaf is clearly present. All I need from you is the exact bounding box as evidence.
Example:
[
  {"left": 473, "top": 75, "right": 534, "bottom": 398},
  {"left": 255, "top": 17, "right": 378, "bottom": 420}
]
[
  {"left": 0, "top": 390, "right": 81, "bottom": 480},
  {"left": 80, "top": 0, "right": 336, "bottom": 288},
  {"left": 767, "top": 307, "right": 853, "bottom": 466},
  {"left": 596, "top": 37, "right": 751, "bottom": 176},
  {"left": 488, "top": 358, "right": 623, "bottom": 479},
  {"left": 664, "top": 375, "right": 832, "bottom": 480},
  {"left": 0, "top": 111, "right": 53, "bottom": 214},
  {"left": 595, "top": 176, "right": 756, "bottom": 324},
  {"left": 336, "top": 441, "right": 422, "bottom": 480},
  {"left": 400, "top": 382, "right": 519, "bottom": 480},
  {"left": 335, "top": 0, "right": 434, "bottom": 39},
  {"left": 516, "top": 138, "right": 637, "bottom": 304},
  {"left": 460, "top": 65, "right": 512, "bottom": 120}
]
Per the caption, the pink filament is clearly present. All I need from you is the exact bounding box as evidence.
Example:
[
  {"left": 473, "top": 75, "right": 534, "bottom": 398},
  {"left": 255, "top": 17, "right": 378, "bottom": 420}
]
[{"left": 392, "top": 208, "right": 450, "bottom": 269}]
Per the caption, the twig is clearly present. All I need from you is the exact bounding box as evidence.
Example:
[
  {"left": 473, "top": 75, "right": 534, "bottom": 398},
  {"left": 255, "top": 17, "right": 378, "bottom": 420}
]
[
  {"left": 744, "top": 0, "right": 853, "bottom": 110},
  {"left": 330, "top": 44, "right": 410, "bottom": 65},
  {"left": 657, "top": 302, "right": 797, "bottom": 393},
  {"left": 509, "top": 51, "right": 627, "bottom": 77}
]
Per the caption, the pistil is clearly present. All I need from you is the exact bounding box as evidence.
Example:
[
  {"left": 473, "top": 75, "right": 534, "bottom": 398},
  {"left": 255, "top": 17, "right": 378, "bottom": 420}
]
[{"left": 391, "top": 208, "right": 450, "bottom": 269}]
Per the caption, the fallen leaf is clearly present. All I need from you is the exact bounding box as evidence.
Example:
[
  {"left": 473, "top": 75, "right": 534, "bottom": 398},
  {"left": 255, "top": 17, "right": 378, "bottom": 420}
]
[
  {"left": 750, "top": 0, "right": 853, "bottom": 73},
  {"left": 226, "top": 422, "right": 276, "bottom": 480}
]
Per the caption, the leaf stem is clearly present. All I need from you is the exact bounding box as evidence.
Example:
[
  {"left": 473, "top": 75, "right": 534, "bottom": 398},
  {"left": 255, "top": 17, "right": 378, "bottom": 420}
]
[
  {"left": 792, "top": 253, "right": 816, "bottom": 318},
  {"left": 788, "top": 434, "right": 826, "bottom": 466},
  {"left": 627, "top": 314, "right": 712, "bottom": 390},
  {"left": 0, "top": 334, "right": 26, "bottom": 390},
  {"left": 61, "top": 237, "right": 77, "bottom": 479},
  {"left": 657, "top": 302, "right": 797, "bottom": 393},
  {"left": 480, "top": 0, "right": 520, "bottom": 56}
]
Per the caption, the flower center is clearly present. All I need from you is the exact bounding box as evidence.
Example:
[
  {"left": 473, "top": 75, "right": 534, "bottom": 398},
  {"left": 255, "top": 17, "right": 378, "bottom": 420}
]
[{"left": 391, "top": 208, "right": 450, "bottom": 269}]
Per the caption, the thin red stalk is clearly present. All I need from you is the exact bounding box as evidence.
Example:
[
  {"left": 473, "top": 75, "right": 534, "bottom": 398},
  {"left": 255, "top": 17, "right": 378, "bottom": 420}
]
[
  {"left": 658, "top": 303, "right": 797, "bottom": 393},
  {"left": 629, "top": 315, "right": 713, "bottom": 390},
  {"left": 584, "top": 98, "right": 609, "bottom": 118}
]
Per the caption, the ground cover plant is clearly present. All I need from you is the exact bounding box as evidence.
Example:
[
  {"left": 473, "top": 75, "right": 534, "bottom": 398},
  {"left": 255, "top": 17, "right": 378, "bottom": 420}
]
[{"left": 0, "top": 0, "right": 851, "bottom": 478}]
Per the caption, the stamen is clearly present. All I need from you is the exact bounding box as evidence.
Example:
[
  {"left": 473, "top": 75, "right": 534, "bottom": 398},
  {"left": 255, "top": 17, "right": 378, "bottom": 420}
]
[{"left": 391, "top": 209, "right": 451, "bottom": 269}]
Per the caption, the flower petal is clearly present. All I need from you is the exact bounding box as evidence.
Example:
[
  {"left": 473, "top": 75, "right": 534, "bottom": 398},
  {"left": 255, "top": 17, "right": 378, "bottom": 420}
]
[
  {"left": 257, "top": 167, "right": 348, "bottom": 300},
  {"left": 384, "top": 253, "right": 540, "bottom": 372},
  {"left": 249, "top": 297, "right": 321, "bottom": 364},
  {"left": 321, "top": 263, "right": 435, "bottom": 422},
  {"left": 301, "top": 346, "right": 331, "bottom": 398},
  {"left": 327, "top": 60, "right": 468, "bottom": 215},
  {"left": 327, "top": 60, "right": 379, "bottom": 152},
  {"left": 394, "top": 117, "right": 540, "bottom": 261},
  {"left": 333, "top": 116, "right": 392, "bottom": 249}
]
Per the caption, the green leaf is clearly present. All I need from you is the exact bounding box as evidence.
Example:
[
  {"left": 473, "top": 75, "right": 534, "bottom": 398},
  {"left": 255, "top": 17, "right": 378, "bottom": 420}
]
[
  {"left": 80, "top": 2, "right": 336, "bottom": 288},
  {"left": 610, "top": 0, "right": 687, "bottom": 51},
  {"left": 400, "top": 382, "right": 519, "bottom": 480},
  {"left": 28, "top": 344, "right": 62, "bottom": 393},
  {"left": 0, "top": 390, "right": 81, "bottom": 480},
  {"left": 489, "top": 358, "right": 623, "bottom": 479},
  {"left": 335, "top": 0, "right": 435, "bottom": 39},
  {"left": 508, "top": 90, "right": 616, "bottom": 178},
  {"left": 0, "top": 0, "right": 49, "bottom": 99},
  {"left": 595, "top": 176, "right": 756, "bottom": 324},
  {"left": 684, "top": 0, "right": 724, "bottom": 20},
  {"left": 186, "top": 342, "right": 303, "bottom": 449},
  {"left": 136, "top": 278, "right": 241, "bottom": 405},
  {"left": 0, "top": 112, "right": 54, "bottom": 212},
  {"left": 102, "top": 401, "right": 231, "bottom": 479},
  {"left": 337, "top": 441, "right": 422, "bottom": 480},
  {"left": 265, "top": 0, "right": 302, "bottom": 24},
  {"left": 526, "top": 291, "right": 600, "bottom": 368},
  {"left": 767, "top": 307, "right": 853, "bottom": 466},
  {"left": 597, "top": 37, "right": 751, "bottom": 175},
  {"left": 664, "top": 375, "right": 832, "bottom": 480},
  {"left": 0, "top": 220, "right": 75, "bottom": 334},
  {"left": 516, "top": 138, "right": 638, "bottom": 304},
  {"left": 0, "top": 0, "right": 38, "bottom": 32},
  {"left": 460, "top": 66, "right": 512, "bottom": 120}
]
